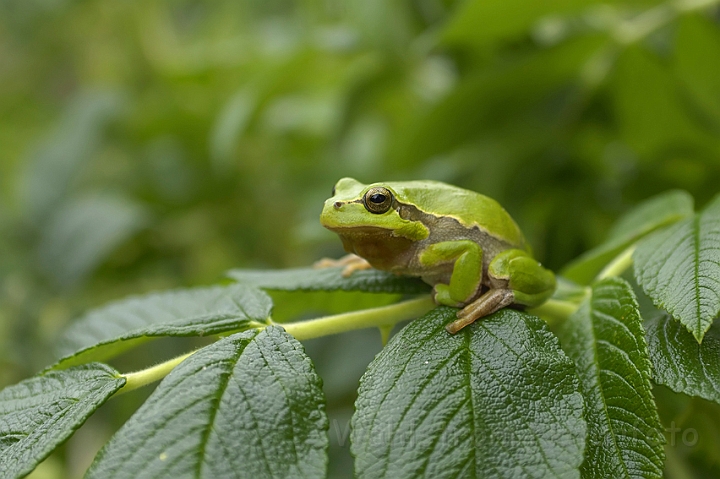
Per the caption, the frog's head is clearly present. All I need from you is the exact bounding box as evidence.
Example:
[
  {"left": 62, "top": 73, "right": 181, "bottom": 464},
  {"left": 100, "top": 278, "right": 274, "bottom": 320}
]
[{"left": 321, "top": 178, "right": 429, "bottom": 242}]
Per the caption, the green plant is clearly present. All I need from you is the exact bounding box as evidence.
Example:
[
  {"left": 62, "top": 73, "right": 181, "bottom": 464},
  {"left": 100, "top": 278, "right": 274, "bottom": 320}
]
[{"left": 2, "top": 189, "right": 720, "bottom": 478}]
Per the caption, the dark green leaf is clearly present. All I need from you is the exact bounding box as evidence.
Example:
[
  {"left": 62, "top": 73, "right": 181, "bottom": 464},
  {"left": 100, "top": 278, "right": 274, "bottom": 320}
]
[
  {"left": 645, "top": 313, "right": 720, "bottom": 404},
  {"left": 54, "top": 284, "right": 271, "bottom": 369},
  {"left": 557, "top": 277, "right": 664, "bottom": 478},
  {"left": 634, "top": 194, "right": 720, "bottom": 342},
  {"left": 227, "top": 267, "right": 430, "bottom": 294},
  {"left": 85, "top": 327, "right": 328, "bottom": 479},
  {"left": 0, "top": 364, "right": 124, "bottom": 479},
  {"left": 351, "top": 307, "right": 585, "bottom": 479},
  {"left": 562, "top": 190, "right": 693, "bottom": 284}
]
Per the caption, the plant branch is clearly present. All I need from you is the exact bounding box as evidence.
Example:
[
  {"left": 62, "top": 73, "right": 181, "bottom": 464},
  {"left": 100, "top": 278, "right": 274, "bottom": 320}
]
[
  {"left": 597, "top": 245, "right": 636, "bottom": 280},
  {"left": 117, "top": 351, "right": 196, "bottom": 396},
  {"left": 283, "top": 295, "right": 436, "bottom": 341}
]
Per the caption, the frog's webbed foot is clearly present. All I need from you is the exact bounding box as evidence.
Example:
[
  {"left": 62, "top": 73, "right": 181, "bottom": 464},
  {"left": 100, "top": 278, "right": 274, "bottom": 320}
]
[
  {"left": 445, "top": 288, "right": 515, "bottom": 334},
  {"left": 313, "top": 253, "right": 373, "bottom": 277}
]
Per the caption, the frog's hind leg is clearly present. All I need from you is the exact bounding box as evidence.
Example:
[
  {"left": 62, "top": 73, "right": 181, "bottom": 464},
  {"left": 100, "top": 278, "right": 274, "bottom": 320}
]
[
  {"left": 445, "top": 248, "right": 555, "bottom": 334},
  {"left": 445, "top": 288, "right": 515, "bottom": 334}
]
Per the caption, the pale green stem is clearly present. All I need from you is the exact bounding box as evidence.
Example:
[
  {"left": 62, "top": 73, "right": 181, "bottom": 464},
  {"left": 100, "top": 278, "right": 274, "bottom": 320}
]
[
  {"left": 597, "top": 244, "right": 636, "bottom": 280},
  {"left": 283, "top": 295, "right": 436, "bottom": 341},
  {"left": 112, "top": 296, "right": 435, "bottom": 395},
  {"left": 117, "top": 351, "right": 196, "bottom": 395}
]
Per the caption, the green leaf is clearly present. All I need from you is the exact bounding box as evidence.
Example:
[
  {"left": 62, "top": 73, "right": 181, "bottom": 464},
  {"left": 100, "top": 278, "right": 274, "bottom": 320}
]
[
  {"left": 37, "top": 193, "right": 150, "bottom": 287},
  {"left": 227, "top": 267, "right": 431, "bottom": 294},
  {"left": 557, "top": 277, "right": 665, "bottom": 478},
  {"left": 54, "top": 284, "right": 271, "bottom": 369},
  {"left": 393, "top": 35, "right": 604, "bottom": 163},
  {"left": 645, "top": 313, "right": 720, "bottom": 404},
  {"left": 85, "top": 327, "right": 328, "bottom": 479},
  {"left": 634, "top": 194, "right": 720, "bottom": 343},
  {"left": 674, "top": 15, "right": 720, "bottom": 124},
  {"left": 0, "top": 364, "right": 124, "bottom": 479},
  {"left": 351, "top": 307, "right": 585, "bottom": 479},
  {"left": 562, "top": 190, "right": 693, "bottom": 284},
  {"left": 19, "top": 90, "right": 123, "bottom": 223}
]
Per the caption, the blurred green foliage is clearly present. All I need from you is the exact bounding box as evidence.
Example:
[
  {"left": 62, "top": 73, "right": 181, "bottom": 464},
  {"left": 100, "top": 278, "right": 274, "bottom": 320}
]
[{"left": 1, "top": 0, "right": 720, "bottom": 477}]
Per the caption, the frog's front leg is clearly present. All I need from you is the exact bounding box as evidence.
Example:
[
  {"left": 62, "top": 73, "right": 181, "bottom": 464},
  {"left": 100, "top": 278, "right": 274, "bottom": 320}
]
[
  {"left": 418, "top": 240, "right": 483, "bottom": 308},
  {"left": 445, "top": 249, "right": 556, "bottom": 334},
  {"left": 313, "top": 253, "right": 372, "bottom": 277}
]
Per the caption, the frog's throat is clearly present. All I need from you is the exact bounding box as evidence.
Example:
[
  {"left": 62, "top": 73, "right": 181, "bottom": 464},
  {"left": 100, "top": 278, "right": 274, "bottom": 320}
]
[{"left": 333, "top": 227, "right": 416, "bottom": 272}]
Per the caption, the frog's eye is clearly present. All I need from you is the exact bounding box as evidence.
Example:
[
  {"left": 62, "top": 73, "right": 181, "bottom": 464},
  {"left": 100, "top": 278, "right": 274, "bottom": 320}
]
[
  {"left": 363, "top": 187, "right": 393, "bottom": 214},
  {"left": 331, "top": 185, "right": 336, "bottom": 196}
]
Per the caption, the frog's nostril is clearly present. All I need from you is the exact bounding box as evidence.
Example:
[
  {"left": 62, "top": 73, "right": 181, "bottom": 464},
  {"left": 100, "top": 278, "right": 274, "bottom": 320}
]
[{"left": 334, "top": 202, "right": 342, "bottom": 209}]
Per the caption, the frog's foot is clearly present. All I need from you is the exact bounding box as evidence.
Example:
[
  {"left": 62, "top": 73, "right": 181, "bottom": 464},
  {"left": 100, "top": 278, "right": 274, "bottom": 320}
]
[
  {"left": 445, "top": 288, "right": 515, "bottom": 334},
  {"left": 313, "top": 253, "right": 373, "bottom": 277}
]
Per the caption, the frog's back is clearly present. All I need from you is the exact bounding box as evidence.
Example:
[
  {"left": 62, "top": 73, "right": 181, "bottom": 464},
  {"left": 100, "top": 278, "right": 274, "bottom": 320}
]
[{"left": 385, "top": 180, "right": 527, "bottom": 248}]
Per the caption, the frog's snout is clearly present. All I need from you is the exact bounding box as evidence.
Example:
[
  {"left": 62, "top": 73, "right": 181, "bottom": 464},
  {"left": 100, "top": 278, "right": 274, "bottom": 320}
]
[{"left": 334, "top": 201, "right": 342, "bottom": 209}]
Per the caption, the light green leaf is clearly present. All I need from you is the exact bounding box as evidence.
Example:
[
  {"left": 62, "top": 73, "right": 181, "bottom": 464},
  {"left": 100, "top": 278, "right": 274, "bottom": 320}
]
[
  {"left": 209, "top": 88, "right": 256, "bottom": 173},
  {"left": 674, "top": 14, "right": 720, "bottom": 124},
  {"left": 562, "top": 190, "right": 693, "bottom": 284},
  {"left": 19, "top": 90, "right": 123, "bottom": 223},
  {"left": 392, "top": 35, "right": 605, "bottom": 163},
  {"left": 227, "top": 267, "right": 430, "bottom": 294},
  {"left": 557, "top": 277, "right": 664, "bottom": 478},
  {"left": 37, "top": 192, "right": 150, "bottom": 287},
  {"left": 634, "top": 194, "right": 720, "bottom": 343},
  {"left": 0, "top": 364, "right": 124, "bottom": 479},
  {"left": 54, "top": 284, "right": 271, "bottom": 369},
  {"left": 645, "top": 313, "right": 720, "bottom": 404},
  {"left": 85, "top": 327, "right": 328, "bottom": 479},
  {"left": 351, "top": 307, "right": 585, "bottom": 479}
]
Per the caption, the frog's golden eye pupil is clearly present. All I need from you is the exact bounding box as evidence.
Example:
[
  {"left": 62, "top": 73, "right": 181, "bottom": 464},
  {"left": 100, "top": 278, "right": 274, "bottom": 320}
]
[{"left": 363, "top": 187, "right": 393, "bottom": 214}]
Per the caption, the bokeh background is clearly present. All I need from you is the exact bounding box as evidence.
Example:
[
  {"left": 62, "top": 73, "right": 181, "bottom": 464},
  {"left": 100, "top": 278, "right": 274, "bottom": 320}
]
[{"left": 2, "top": 0, "right": 720, "bottom": 477}]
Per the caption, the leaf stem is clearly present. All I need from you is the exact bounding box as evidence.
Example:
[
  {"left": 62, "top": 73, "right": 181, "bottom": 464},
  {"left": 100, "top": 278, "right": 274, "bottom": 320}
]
[
  {"left": 283, "top": 295, "right": 436, "bottom": 341},
  {"left": 597, "top": 245, "right": 636, "bottom": 280},
  {"left": 117, "top": 351, "right": 196, "bottom": 395}
]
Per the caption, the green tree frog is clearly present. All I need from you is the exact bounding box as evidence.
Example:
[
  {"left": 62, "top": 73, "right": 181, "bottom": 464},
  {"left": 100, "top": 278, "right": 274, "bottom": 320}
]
[{"left": 319, "top": 178, "right": 556, "bottom": 334}]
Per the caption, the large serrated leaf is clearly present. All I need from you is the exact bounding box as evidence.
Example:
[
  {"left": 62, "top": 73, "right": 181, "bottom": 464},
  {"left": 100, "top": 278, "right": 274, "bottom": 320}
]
[
  {"left": 634, "top": 194, "right": 720, "bottom": 343},
  {"left": 351, "top": 307, "right": 585, "bottom": 479},
  {"left": 557, "top": 277, "right": 665, "bottom": 478},
  {"left": 53, "top": 284, "right": 271, "bottom": 369},
  {"left": 645, "top": 313, "right": 720, "bottom": 404},
  {"left": 227, "top": 267, "right": 430, "bottom": 294},
  {"left": 85, "top": 326, "right": 327, "bottom": 479},
  {"left": 0, "top": 364, "right": 124, "bottom": 479},
  {"left": 562, "top": 190, "right": 693, "bottom": 284}
]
